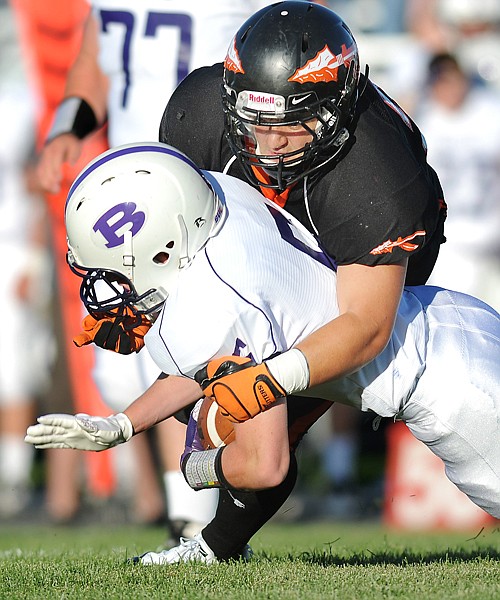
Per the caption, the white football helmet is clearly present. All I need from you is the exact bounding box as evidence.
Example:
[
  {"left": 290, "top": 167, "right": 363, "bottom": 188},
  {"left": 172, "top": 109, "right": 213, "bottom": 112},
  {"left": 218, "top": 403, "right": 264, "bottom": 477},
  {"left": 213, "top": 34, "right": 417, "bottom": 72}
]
[{"left": 65, "top": 142, "right": 226, "bottom": 316}]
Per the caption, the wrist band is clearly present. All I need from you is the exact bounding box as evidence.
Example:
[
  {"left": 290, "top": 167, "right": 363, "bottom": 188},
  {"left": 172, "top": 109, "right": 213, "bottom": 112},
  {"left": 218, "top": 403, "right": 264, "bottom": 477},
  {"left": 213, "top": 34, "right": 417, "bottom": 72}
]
[
  {"left": 266, "top": 348, "right": 310, "bottom": 395},
  {"left": 46, "top": 97, "right": 98, "bottom": 143},
  {"left": 181, "top": 447, "right": 229, "bottom": 490}
]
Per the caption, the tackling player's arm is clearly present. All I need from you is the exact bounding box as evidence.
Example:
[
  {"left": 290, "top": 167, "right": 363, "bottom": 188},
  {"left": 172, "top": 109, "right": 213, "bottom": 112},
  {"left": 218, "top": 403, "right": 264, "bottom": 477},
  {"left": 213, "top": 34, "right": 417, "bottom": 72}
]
[
  {"left": 36, "top": 12, "right": 108, "bottom": 194},
  {"left": 197, "top": 260, "right": 407, "bottom": 421},
  {"left": 297, "top": 260, "right": 407, "bottom": 385}
]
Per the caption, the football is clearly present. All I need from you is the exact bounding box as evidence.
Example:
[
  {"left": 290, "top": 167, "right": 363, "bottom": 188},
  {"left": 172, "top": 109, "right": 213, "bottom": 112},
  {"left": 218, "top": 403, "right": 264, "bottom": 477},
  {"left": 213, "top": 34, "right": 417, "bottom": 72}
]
[{"left": 197, "top": 395, "right": 235, "bottom": 450}]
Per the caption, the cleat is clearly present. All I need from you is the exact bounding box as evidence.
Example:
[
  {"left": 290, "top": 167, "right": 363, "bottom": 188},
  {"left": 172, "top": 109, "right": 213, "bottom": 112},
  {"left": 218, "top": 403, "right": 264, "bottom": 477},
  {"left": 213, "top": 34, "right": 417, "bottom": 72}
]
[
  {"left": 134, "top": 533, "right": 217, "bottom": 565},
  {"left": 131, "top": 532, "right": 253, "bottom": 565},
  {"left": 241, "top": 544, "right": 253, "bottom": 561}
]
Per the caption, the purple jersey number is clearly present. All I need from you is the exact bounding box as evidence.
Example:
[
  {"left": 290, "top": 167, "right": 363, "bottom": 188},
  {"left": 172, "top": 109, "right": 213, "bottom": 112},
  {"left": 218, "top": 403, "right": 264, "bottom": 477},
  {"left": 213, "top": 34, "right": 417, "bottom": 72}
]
[{"left": 99, "top": 9, "right": 193, "bottom": 108}]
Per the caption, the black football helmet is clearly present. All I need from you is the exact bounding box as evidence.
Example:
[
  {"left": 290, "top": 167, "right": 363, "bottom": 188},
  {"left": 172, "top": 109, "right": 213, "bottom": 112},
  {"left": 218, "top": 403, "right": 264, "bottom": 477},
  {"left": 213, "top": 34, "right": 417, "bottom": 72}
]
[{"left": 222, "top": 1, "right": 362, "bottom": 191}]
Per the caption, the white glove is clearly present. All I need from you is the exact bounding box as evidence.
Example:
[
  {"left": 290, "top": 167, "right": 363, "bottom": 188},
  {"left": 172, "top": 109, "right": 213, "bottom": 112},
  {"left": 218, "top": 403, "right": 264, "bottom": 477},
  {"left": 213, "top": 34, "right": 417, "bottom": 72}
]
[{"left": 24, "top": 413, "right": 134, "bottom": 451}]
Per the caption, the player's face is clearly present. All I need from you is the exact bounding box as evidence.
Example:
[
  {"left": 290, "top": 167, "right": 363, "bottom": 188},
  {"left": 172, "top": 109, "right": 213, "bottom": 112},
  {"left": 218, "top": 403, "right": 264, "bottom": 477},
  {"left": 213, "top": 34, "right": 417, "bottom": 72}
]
[{"left": 252, "top": 121, "right": 316, "bottom": 163}]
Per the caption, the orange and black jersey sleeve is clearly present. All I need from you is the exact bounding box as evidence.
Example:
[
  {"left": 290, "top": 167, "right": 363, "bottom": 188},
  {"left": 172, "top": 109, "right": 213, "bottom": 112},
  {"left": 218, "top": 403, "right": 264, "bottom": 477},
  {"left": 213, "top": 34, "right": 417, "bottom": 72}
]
[{"left": 160, "top": 64, "right": 446, "bottom": 286}]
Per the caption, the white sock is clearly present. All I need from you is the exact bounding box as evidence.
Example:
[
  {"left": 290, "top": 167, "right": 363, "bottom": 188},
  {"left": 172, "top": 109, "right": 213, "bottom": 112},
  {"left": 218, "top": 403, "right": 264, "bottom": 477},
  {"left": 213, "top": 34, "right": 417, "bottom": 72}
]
[
  {"left": 0, "top": 436, "right": 34, "bottom": 486},
  {"left": 164, "top": 470, "right": 218, "bottom": 525}
]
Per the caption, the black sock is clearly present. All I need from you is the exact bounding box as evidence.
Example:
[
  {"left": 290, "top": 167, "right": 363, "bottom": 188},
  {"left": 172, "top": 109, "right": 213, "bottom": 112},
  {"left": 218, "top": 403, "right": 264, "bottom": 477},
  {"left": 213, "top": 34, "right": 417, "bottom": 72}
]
[{"left": 202, "top": 453, "right": 298, "bottom": 560}]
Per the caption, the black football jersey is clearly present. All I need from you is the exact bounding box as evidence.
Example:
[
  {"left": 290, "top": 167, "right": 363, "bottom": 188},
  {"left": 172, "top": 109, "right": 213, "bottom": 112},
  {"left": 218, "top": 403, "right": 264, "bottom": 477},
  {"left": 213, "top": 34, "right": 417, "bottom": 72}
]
[{"left": 159, "top": 63, "right": 446, "bottom": 285}]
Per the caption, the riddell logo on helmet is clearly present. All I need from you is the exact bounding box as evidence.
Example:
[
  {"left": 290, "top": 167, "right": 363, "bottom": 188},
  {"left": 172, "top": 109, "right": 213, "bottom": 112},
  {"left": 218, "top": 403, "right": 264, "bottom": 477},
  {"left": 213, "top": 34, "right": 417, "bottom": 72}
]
[
  {"left": 289, "top": 43, "right": 356, "bottom": 84},
  {"left": 224, "top": 38, "right": 244, "bottom": 74},
  {"left": 248, "top": 93, "right": 275, "bottom": 106}
]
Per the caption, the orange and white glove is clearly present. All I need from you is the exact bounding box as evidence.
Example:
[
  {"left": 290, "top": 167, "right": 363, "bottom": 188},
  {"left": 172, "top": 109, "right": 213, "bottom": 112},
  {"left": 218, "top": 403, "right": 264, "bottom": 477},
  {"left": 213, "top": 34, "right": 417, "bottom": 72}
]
[
  {"left": 194, "top": 349, "right": 310, "bottom": 423},
  {"left": 73, "top": 307, "right": 152, "bottom": 354}
]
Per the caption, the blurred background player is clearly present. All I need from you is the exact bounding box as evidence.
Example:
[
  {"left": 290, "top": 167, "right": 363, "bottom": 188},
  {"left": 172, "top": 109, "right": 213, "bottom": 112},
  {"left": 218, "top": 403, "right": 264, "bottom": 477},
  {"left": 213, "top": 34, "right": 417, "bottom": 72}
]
[
  {"left": 0, "top": 0, "right": 53, "bottom": 519},
  {"left": 35, "top": 0, "right": 275, "bottom": 541},
  {"left": 12, "top": 0, "right": 111, "bottom": 524},
  {"left": 386, "top": 0, "right": 500, "bottom": 113},
  {"left": 415, "top": 52, "right": 500, "bottom": 313}
]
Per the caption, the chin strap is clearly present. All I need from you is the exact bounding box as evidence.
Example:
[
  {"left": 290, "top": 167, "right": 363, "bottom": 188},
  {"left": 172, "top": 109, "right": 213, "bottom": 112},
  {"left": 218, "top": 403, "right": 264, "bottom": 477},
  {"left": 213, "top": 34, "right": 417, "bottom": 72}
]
[{"left": 251, "top": 165, "right": 294, "bottom": 208}]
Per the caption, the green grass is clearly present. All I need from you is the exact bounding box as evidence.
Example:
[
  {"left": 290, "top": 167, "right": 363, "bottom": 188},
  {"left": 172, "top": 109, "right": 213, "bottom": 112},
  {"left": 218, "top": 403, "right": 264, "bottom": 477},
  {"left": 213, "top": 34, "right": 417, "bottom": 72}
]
[{"left": 1, "top": 521, "right": 500, "bottom": 599}]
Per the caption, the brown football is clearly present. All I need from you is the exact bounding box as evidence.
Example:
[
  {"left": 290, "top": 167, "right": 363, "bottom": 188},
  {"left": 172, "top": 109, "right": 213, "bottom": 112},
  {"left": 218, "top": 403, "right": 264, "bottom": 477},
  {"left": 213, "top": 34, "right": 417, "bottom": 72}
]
[{"left": 197, "top": 396, "right": 235, "bottom": 450}]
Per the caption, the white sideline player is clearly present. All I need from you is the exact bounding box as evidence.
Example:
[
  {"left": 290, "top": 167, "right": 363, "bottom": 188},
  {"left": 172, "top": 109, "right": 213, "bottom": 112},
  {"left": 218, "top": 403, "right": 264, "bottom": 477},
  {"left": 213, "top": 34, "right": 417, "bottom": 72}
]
[
  {"left": 36, "top": 0, "right": 275, "bottom": 540},
  {"left": 26, "top": 143, "right": 500, "bottom": 564},
  {"left": 0, "top": 1, "right": 52, "bottom": 518}
]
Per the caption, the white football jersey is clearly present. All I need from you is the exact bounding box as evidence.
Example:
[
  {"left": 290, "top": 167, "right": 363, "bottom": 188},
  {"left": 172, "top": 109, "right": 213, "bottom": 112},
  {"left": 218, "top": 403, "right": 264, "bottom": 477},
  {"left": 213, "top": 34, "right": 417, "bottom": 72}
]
[
  {"left": 417, "top": 87, "right": 500, "bottom": 254},
  {"left": 89, "top": 0, "right": 275, "bottom": 411},
  {"left": 146, "top": 171, "right": 430, "bottom": 418},
  {"left": 0, "top": 3, "right": 37, "bottom": 240},
  {"left": 92, "top": 0, "right": 274, "bottom": 146},
  {"left": 417, "top": 86, "right": 500, "bottom": 310}
]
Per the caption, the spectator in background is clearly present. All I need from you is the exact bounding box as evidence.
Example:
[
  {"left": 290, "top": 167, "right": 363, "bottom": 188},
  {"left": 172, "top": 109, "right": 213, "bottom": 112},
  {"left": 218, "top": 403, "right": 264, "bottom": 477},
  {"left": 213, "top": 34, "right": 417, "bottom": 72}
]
[
  {"left": 0, "top": 0, "right": 53, "bottom": 519},
  {"left": 387, "top": 0, "right": 500, "bottom": 113},
  {"left": 415, "top": 52, "right": 500, "bottom": 312}
]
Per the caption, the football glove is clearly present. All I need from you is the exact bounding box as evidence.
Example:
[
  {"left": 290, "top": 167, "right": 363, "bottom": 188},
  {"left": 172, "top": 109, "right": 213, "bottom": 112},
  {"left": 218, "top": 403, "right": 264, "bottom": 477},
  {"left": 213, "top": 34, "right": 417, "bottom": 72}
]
[
  {"left": 73, "top": 307, "right": 151, "bottom": 354},
  {"left": 194, "top": 356, "right": 286, "bottom": 423},
  {"left": 24, "top": 412, "right": 133, "bottom": 451}
]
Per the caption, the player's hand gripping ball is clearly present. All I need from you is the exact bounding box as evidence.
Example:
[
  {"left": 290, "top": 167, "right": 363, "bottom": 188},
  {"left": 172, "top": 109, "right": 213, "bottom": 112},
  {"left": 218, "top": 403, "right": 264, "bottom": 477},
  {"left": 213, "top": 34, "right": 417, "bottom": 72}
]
[
  {"left": 195, "top": 356, "right": 286, "bottom": 423},
  {"left": 197, "top": 396, "right": 235, "bottom": 449}
]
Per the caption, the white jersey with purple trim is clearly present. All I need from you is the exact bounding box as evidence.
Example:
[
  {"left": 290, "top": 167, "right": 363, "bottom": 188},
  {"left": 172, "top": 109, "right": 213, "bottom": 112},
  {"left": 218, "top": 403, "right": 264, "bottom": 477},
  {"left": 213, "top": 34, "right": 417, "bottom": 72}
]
[
  {"left": 90, "top": 0, "right": 274, "bottom": 411},
  {"left": 92, "top": 0, "right": 274, "bottom": 146},
  {"left": 146, "top": 170, "right": 500, "bottom": 518},
  {"left": 146, "top": 171, "right": 431, "bottom": 418}
]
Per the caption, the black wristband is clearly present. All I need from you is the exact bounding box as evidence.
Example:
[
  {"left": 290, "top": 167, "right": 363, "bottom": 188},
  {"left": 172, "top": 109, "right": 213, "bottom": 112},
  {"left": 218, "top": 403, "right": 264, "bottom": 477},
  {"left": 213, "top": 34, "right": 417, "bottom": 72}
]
[{"left": 46, "top": 97, "right": 99, "bottom": 143}]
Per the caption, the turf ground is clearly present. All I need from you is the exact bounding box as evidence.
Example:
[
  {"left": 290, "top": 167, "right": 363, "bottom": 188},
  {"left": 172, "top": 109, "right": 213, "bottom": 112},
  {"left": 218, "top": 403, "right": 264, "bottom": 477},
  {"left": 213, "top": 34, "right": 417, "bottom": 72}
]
[{"left": 1, "top": 520, "right": 499, "bottom": 599}]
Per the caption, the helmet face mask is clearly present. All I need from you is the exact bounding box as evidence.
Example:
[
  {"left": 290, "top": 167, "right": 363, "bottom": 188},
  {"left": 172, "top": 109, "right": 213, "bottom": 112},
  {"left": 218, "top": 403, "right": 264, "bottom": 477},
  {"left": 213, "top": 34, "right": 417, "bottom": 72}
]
[
  {"left": 222, "top": 1, "right": 360, "bottom": 190},
  {"left": 67, "top": 259, "right": 164, "bottom": 320},
  {"left": 65, "top": 142, "right": 226, "bottom": 318}
]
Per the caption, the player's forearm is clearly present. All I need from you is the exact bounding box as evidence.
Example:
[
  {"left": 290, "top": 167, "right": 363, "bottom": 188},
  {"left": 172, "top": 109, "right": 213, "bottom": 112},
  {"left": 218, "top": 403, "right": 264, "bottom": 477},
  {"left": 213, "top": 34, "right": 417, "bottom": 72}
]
[
  {"left": 295, "top": 310, "right": 392, "bottom": 387},
  {"left": 63, "top": 12, "right": 108, "bottom": 124},
  {"left": 63, "top": 48, "right": 108, "bottom": 125},
  {"left": 282, "top": 261, "right": 407, "bottom": 389},
  {"left": 124, "top": 374, "right": 204, "bottom": 435}
]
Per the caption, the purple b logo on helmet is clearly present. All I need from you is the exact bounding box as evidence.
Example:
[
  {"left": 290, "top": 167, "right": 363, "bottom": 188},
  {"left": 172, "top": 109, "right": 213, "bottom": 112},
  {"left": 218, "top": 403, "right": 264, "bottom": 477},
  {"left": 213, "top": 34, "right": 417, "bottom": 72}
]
[{"left": 94, "top": 203, "right": 146, "bottom": 248}]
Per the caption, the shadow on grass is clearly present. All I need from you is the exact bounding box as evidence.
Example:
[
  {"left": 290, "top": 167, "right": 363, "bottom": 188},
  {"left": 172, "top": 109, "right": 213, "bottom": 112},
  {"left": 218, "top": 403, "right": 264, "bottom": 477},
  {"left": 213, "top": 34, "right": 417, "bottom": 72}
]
[
  {"left": 290, "top": 546, "right": 500, "bottom": 567},
  {"left": 260, "top": 527, "right": 500, "bottom": 567}
]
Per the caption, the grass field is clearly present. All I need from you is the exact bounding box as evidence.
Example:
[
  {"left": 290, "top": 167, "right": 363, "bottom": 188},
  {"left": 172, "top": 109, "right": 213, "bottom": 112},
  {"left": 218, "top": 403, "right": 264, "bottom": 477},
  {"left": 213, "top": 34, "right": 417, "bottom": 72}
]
[{"left": 1, "top": 519, "right": 500, "bottom": 599}]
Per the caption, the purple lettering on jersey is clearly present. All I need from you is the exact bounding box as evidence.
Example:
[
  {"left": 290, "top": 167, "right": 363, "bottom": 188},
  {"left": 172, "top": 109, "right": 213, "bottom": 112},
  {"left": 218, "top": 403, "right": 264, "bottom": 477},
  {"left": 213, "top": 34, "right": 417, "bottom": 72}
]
[
  {"left": 233, "top": 338, "right": 254, "bottom": 361},
  {"left": 100, "top": 10, "right": 134, "bottom": 108},
  {"left": 145, "top": 12, "right": 192, "bottom": 85},
  {"left": 266, "top": 205, "right": 336, "bottom": 271},
  {"left": 94, "top": 202, "right": 145, "bottom": 248}
]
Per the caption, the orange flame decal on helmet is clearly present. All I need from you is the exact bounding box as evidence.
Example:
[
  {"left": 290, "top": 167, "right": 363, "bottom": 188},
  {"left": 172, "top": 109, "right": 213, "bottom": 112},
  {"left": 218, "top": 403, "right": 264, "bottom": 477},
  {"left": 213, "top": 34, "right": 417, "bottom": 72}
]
[
  {"left": 224, "top": 37, "right": 245, "bottom": 74},
  {"left": 289, "top": 44, "right": 356, "bottom": 84}
]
